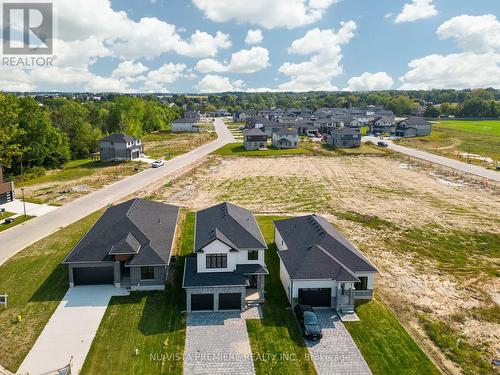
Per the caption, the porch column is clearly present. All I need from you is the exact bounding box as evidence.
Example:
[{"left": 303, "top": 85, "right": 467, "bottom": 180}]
[
  {"left": 257, "top": 274, "right": 265, "bottom": 300},
  {"left": 348, "top": 284, "right": 354, "bottom": 305},
  {"left": 114, "top": 261, "right": 121, "bottom": 288}
]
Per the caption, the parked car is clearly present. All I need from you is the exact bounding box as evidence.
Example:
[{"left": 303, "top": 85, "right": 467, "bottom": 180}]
[
  {"left": 4, "top": 217, "right": 15, "bottom": 224},
  {"left": 294, "top": 304, "right": 323, "bottom": 340},
  {"left": 151, "top": 159, "right": 165, "bottom": 168},
  {"left": 377, "top": 141, "right": 389, "bottom": 147}
]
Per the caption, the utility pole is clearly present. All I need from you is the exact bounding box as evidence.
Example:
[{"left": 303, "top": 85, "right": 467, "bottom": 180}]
[{"left": 21, "top": 188, "right": 27, "bottom": 218}]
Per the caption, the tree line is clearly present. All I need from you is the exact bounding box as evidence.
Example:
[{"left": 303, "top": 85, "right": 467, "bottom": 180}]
[{"left": 0, "top": 93, "right": 182, "bottom": 177}]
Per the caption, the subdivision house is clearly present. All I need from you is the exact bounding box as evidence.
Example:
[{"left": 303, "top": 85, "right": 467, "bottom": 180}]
[
  {"left": 182, "top": 202, "right": 268, "bottom": 312},
  {"left": 243, "top": 128, "right": 267, "bottom": 150},
  {"left": 0, "top": 165, "right": 14, "bottom": 205},
  {"left": 272, "top": 128, "right": 299, "bottom": 149},
  {"left": 328, "top": 127, "right": 361, "bottom": 148},
  {"left": 368, "top": 116, "right": 395, "bottom": 135},
  {"left": 62, "top": 199, "right": 179, "bottom": 290},
  {"left": 172, "top": 118, "right": 199, "bottom": 132},
  {"left": 274, "top": 215, "right": 377, "bottom": 313},
  {"left": 395, "top": 117, "right": 432, "bottom": 137},
  {"left": 99, "top": 133, "right": 143, "bottom": 162}
]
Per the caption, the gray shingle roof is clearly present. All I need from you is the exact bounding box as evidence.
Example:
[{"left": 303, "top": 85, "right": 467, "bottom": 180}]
[
  {"left": 100, "top": 133, "right": 137, "bottom": 143},
  {"left": 183, "top": 257, "right": 248, "bottom": 288},
  {"left": 274, "top": 215, "right": 377, "bottom": 280},
  {"left": 243, "top": 128, "right": 266, "bottom": 136},
  {"left": 195, "top": 202, "right": 267, "bottom": 252},
  {"left": 63, "top": 199, "right": 179, "bottom": 267},
  {"left": 274, "top": 128, "right": 298, "bottom": 136}
]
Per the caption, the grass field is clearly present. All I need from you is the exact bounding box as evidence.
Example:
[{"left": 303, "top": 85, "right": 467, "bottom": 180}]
[
  {"left": 345, "top": 300, "right": 440, "bottom": 375},
  {"left": 395, "top": 120, "right": 500, "bottom": 165},
  {"left": 0, "top": 215, "right": 35, "bottom": 233},
  {"left": 212, "top": 143, "right": 313, "bottom": 157},
  {"left": 144, "top": 129, "right": 216, "bottom": 159},
  {"left": 81, "top": 211, "right": 194, "bottom": 375},
  {"left": 0, "top": 210, "right": 103, "bottom": 372}
]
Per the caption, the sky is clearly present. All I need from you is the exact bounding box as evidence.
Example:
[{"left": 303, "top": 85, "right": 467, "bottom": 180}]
[{"left": 1, "top": 0, "right": 499, "bottom": 93}]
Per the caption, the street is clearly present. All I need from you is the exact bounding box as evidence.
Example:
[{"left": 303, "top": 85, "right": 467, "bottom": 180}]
[{"left": 0, "top": 119, "right": 234, "bottom": 265}]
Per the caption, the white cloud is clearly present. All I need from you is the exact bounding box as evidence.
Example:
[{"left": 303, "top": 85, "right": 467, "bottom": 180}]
[
  {"left": 395, "top": 0, "right": 437, "bottom": 23},
  {"left": 192, "top": 0, "right": 339, "bottom": 29},
  {"left": 437, "top": 14, "right": 500, "bottom": 53},
  {"left": 344, "top": 72, "right": 394, "bottom": 91},
  {"left": 195, "top": 46, "right": 270, "bottom": 74},
  {"left": 245, "top": 29, "right": 263, "bottom": 45},
  {"left": 278, "top": 21, "right": 356, "bottom": 91},
  {"left": 195, "top": 75, "right": 245, "bottom": 92},
  {"left": 112, "top": 61, "right": 149, "bottom": 78},
  {"left": 147, "top": 63, "right": 187, "bottom": 83},
  {"left": 175, "top": 31, "right": 232, "bottom": 58}
]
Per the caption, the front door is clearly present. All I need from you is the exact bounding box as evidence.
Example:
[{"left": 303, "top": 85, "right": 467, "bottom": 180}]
[
  {"left": 248, "top": 275, "right": 258, "bottom": 289},
  {"left": 120, "top": 262, "right": 130, "bottom": 279}
]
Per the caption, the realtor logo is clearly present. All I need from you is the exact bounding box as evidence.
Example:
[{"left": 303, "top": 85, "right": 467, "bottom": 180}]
[{"left": 2, "top": 2, "right": 53, "bottom": 55}]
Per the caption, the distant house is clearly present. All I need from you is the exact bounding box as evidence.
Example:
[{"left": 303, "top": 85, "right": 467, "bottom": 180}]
[
  {"left": 274, "top": 215, "right": 377, "bottom": 312},
  {"left": 184, "top": 111, "right": 201, "bottom": 121},
  {"left": 395, "top": 117, "right": 432, "bottom": 137},
  {"left": 0, "top": 165, "right": 14, "bottom": 204},
  {"left": 328, "top": 127, "right": 361, "bottom": 148},
  {"left": 99, "top": 133, "right": 143, "bottom": 162},
  {"left": 369, "top": 116, "right": 395, "bottom": 135},
  {"left": 215, "top": 109, "right": 230, "bottom": 117},
  {"left": 62, "top": 199, "right": 179, "bottom": 290},
  {"left": 183, "top": 202, "right": 268, "bottom": 312},
  {"left": 272, "top": 128, "right": 299, "bottom": 149},
  {"left": 172, "top": 118, "right": 199, "bottom": 132},
  {"left": 243, "top": 128, "right": 267, "bottom": 150}
]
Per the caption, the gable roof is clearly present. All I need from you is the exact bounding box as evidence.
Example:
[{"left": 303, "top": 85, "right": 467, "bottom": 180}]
[
  {"left": 274, "top": 215, "right": 377, "bottom": 279},
  {"left": 195, "top": 202, "right": 267, "bottom": 252},
  {"left": 100, "top": 133, "right": 138, "bottom": 143},
  {"left": 397, "top": 117, "right": 431, "bottom": 127},
  {"left": 274, "top": 128, "right": 298, "bottom": 136},
  {"left": 244, "top": 128, "right": 266, "bottom": 137},
  {"left": 63, "top": 199, "right": 179, "bottom": 266}
]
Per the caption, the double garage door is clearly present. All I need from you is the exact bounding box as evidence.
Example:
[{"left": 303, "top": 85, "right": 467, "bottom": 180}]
[
  {"left": 191, "top": 293, "right": 241, "bottom": 311},
  {"left": 73, "top": 266, "right": 114, "bottom": 286},
  {"left": 298, "top": 288, "right": 331, "bottom": 307}
]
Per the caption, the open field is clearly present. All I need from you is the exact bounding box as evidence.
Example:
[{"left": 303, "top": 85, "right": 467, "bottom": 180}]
[
  {"left": 0, "top": 210, "right": 103, "bottom": 372},
  {"left": 142, "top": 153, "right": 500, "bottom": 374},
  {"left": 143, "top": 128, "right": 216, "bottom": 159},
  {"left": 395, "top": 120, "right": 500, "bottom": 168},
  {"left": 212, "top": 143, "right": 313, "bottom": 156}
]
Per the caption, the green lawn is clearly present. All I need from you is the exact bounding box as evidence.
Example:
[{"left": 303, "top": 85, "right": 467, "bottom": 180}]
[
  {"left": 0, "top": 211, "right": 15, "bottom": 219},
  {"left": 344, "top": 300, "right": 440, "bottom": 375},
  {"left": 0, "top": 215, "right": 35, "bottom": 232},
  {"left": 0, "top": 210, "right": 103, "bottom": 372},
  {"left": 247, "top": 216, "right": 317, "bottom": 375},
  {"left": 212, "top": 143, "right": 313, "bottom": 156},
  {"left": 81, "top": 211, "right": 195, "bottom": 375}
]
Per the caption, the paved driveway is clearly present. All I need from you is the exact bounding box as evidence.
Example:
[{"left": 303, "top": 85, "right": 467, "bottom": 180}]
[
  {"left": 17, "top": 286, "right": 128, "bottom": 375},
  {"left": 0, "top": 119, "right": 235, "bottom": 266},
  {"left": 0, "top": 200, "right": 58, "bottom": 217},
  {"left": 184, "top": 308, "right": 260, "bottom": 375},
  {"left": 305, "top": 310, "right": 371, "bottom": 375}
]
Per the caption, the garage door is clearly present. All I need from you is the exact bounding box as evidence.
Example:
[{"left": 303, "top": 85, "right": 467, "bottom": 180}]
[
  {"left": 191, "top": 294, "right": 214, "bottom": 311},
  {"left": 298, "top": 288, "right": 331, "bottom": 307},
  {"left": 218, "top": 293, "right": 241, "bottom": 310},
  {"left": 73, "top": 266, "right": 114, "bottom": 285}
]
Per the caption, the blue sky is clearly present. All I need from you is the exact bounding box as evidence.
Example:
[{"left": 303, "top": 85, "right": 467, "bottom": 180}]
[{"left": 2, "top": 0, "right": 499, "bottom": 92}]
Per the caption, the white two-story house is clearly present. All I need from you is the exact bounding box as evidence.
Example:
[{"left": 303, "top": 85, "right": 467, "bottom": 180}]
[{"left": 182, "top": 202, "right": 268, "bottom": 312}]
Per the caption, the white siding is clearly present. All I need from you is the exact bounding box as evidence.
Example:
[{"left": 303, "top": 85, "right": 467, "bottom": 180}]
[
  {"left": 275, "top": 228, "right": 287, "bottom": 251},
  {"left": 279, "top": 258, "right": 292, "bottom": 300},
  {"left": 197, "top": 240, "right": 236, "bottom": 273},
  {"left": 236, "top": 249, "right": 265, "bottom": 266}
]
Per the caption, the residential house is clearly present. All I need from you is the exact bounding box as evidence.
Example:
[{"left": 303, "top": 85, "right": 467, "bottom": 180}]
[
  {"left": 274, "top": 215, "right": 377, "bottom": 313},
  {"left": 272, "top": 128, "right": 299, "bottom": 149},
  {"left": 62, "top": 199, "right": 179, "bottom": 290},
  {"left": 172, "top": 118, "right": 199, "bottom": 132},
  {"left": 395, "top": 117, "right": 432, "bottom": 137},
  {"left": 243, "top": 128, "right": 267, "bottom": 150},
  {"left": 368, "top": 116, "right": 395, "bottom": 135},
  {"left": 182, "top": 202, "right": 268, "bottom": 312},
  {"left": 184, "top": 110, "right": 201, "bottom": 121},
  {"left": 0, "top": 165, "right": 14, "bottom": 205},
  {"left": 328, "top": 127, "right": 361, "bottom": 148},
  {"left": 99, "top": 133, "right": 143, "bottom": 162}
]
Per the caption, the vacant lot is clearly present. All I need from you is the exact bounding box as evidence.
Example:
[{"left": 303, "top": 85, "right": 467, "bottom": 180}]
[
  {"left": 143, "top": 128, "right": 216, "bottom": 159},
  {"left": 396, "top": 120, "right": 500, "bottom": 167},
  {"left": 146, "top": 154, "right": 499, "bottom": 374}
]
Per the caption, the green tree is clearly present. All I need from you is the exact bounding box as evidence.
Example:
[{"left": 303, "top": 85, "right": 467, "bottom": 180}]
[
  {"left": 0, "top": 94, "right": 22, "bottom": 169},
  {"left": 387, "top": 96, "right": 416, "bottom": 116},
  {"left": 424, "top": 105, "right": 441, "bottom": 118},
  {"left": 107, "top": 96, "right": 145, "bottom": 137}
]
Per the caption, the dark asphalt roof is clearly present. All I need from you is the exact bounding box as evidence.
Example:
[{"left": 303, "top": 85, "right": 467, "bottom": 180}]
[
  {"left": 243, "top": 128, "right": 266, "bottom": 136},
  {"left": 183, "top": 257, "right": 248, "bottom": 288},
  {"left": 194, "top": 202, "right": 267, "bottom": 252},
  {"left": 274, "top": 215, "right": 377, "bottom": 279},
  {"left": 398, "top": 117, "right": 431, "bottom": 126},
  {"left": 100, "top": 133, "right": 137, "bottom": 143},
  {"left": 172, "top": 118, "right": 196, "bottom": 123},
  {"left": 235, "top": 264, "right": 269, "bottom": 275},
  {"left": 63, "top": 199, "right": 179, "bottom": 267},
  {"left": 274, "top": 128, "right": 298, "bottom": 136}
]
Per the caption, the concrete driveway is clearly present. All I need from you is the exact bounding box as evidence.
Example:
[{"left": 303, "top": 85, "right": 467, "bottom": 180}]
[
  {"left": 17, "top": 286, "right": 128, "bottom": 375},
  {"left": 305, "top": 310, "right": 371, "bottom": 375},
  {"left": 0, "top": 200, "right": 58, "bottom": 217},
  {"left": 0, "top": 119, "right": 235, "bottom": 266}
]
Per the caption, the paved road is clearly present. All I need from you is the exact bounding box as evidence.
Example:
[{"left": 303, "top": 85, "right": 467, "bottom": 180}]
[
  {"left": 363, "top": 136, "right": 500, "bottom": 182},
  {"left": 0, "top": 119, "right": 234, "bottom": 266}
]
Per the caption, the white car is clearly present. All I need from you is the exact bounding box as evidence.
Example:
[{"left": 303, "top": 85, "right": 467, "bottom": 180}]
[{"left": 151, "top": 159, "right": 165, "bottom": 168}]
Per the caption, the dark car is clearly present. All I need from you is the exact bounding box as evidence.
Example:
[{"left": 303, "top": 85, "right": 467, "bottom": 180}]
[
  {"left": 377, "top": 141, "right": 389, "bottom": 147},
  {"left": 294, "top": 304, "right": 323, "bottom": 340}
]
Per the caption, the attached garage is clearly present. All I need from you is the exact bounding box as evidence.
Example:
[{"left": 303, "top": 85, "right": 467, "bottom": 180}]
[
  {"left": 298, "top": 288, "right": 331, "bottom": 307},
  {"left": 73, "top": 266, "right": 114, "bottom": 286},
  {"left": 191, "top": 294, "right": 214, "bottom": 311},
  {"left": 218, "top": 293, "right": 241, "bottom": 310}
]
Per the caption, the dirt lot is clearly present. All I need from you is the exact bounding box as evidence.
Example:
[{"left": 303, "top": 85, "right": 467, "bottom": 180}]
[{"left": 139, "top": 154, "right": 500, "bottom": 374}]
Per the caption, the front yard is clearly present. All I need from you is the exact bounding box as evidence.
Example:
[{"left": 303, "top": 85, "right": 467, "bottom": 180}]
[{"left": 0, "top": 215, "right": 35, "bottom": 233}]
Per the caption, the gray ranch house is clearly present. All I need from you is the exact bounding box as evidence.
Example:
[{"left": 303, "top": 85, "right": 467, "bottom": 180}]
[
  {"left": 62, "top": 199, "right": 179, "bottom": 291},
  {"left": 243, "top": 128, "right": 267, "bottom": 150},
  {"left": 274, "top": 215, "right": 377, "bottom": 313},
  {"left": 172, "top": 118, "right": 199, "bottom": 132},
  {"left": 183, "top": 202, "right": 268, "bottom": 312},
  {"left": 99, "top": 133, "right": 143, "bottom": 162},
  {"left": 328, "top": 127, "right": 361, "bottom": 148},
  {"left": 272, "top": 128, "right": 299, "bottom": 149},
  {"left": 395, "top": 117, "right": 432, "bottom": 137}
]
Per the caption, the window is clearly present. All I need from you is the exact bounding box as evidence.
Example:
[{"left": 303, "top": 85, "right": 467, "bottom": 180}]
[
  {"left": 141, "top": 266, "right": 155, "bottom": 280},
  {"left": 354, "top": 277, "right": 368, "bottom": 290},
  {"left": 248, "top": 250, "right": 259, "bottom": 261},
  {"left": 206, "top": 254, "right": 227, "bottom": 269}
]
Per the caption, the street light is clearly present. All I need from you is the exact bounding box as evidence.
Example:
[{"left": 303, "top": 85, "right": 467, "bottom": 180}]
[{"left": 21, "top": 188, "right": 27, "bottom": 218}]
